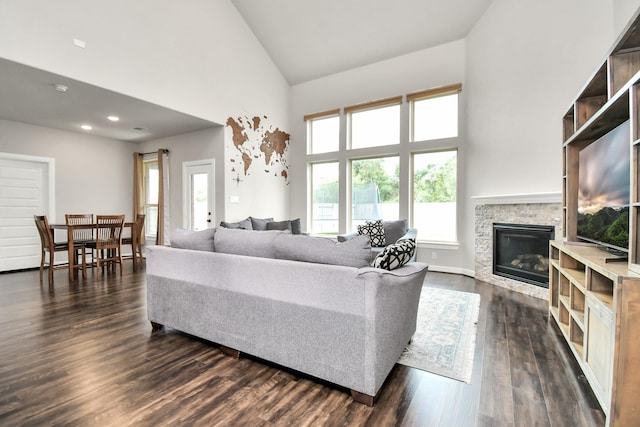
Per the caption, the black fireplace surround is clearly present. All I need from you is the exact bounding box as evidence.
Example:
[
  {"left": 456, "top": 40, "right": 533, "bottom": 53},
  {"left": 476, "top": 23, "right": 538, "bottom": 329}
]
[{"left": 493, "top": 223, "right": 555, "bottom": 288}]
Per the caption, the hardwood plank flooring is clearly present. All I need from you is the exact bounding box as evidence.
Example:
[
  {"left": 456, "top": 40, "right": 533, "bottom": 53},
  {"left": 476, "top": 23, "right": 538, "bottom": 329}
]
[{"left": 0, "top": 266, "right": 605, "bottom": 426}]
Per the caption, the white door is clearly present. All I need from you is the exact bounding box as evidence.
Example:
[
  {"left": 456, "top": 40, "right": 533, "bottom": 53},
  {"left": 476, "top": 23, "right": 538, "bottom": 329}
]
[
  {"left": 182, "top": 160, "right": 214, "bottom": 231},
  {"left": 0, "top": 154, "right": 55, "bottom": 271}
]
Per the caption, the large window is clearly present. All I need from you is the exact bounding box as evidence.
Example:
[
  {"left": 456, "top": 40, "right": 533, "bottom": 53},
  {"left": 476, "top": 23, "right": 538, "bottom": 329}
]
[
  {"left": 347, "top": 97, "right": 401, "bottom": 149},
  {"left": 351, "top": 157, "right": 399, "bottom": 229},
  {"left": 409, "top": 84, "right": 461, "bottom": 142},
  {"left": 412, "top": 150, "right": 457, "bottom": 242},
  {"left": 305, "top": 83, "right": 461, "bottom": 243},
  {"left": 306, "top": 109, "right": 340, "bottom": 154},
  {"left": 311, "top": 162, "right": 339, "bottom": 234}
]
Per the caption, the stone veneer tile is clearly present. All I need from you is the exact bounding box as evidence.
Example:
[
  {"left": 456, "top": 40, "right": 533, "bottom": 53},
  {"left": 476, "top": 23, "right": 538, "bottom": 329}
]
[{"left": 475, "top": 203, "right": 562, "bottom": 300}]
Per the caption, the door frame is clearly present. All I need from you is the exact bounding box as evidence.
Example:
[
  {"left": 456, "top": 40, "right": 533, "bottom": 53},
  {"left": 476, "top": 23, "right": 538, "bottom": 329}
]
[{"left": 182, "top": 159, "right": 215, "bottom": 230}]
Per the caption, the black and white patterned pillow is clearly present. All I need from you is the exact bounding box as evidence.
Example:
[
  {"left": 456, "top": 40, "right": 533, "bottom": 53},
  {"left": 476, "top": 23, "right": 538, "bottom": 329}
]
[
  {"left": 372, "top": 239, "right": 416, "bottom": 270},
  {"left": 357, "top": 220, "right": 386, "bottom": 247}
]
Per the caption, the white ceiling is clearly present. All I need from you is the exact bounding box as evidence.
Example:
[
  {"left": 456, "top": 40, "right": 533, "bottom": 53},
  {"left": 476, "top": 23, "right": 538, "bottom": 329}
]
[
  {"left": 0, "top": 58, "right": 218, "bottom": 143},
  {"left": 231, "top": 0, "right": 495, "bottom": 85},
  {"left": 0, "top": 1, "right": 494, "bottom": 142}
]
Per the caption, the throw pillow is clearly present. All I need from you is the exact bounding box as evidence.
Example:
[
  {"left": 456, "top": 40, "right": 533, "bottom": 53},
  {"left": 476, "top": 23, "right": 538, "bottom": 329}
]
[
  {"left": 383, "top": 219, "right": 408, "bottom": 244},
  {"left": 274, "top": 234, "right": 372, "bottom": 268},
  {"left": 357, "top": 220, "right": 386, "bottom": 247},
  {"left": 250, "top": 216, "right": 274, "bottom": 231},
  {"left": 372, "top": 239, "right": 416, "bottom": 270},
  {"left": 266, "top": 219, "right": 292, "bottom": 231},
  {"left": 219, "top": 217, "right": 253, "bottom": 230},
  {"left": 290, "top": 218, "right": 302, "bottom": 235}
]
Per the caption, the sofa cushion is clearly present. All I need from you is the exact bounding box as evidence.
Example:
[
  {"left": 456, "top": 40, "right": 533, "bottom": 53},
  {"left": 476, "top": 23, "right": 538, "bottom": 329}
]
[
  {"left": 383, "top": 219, "right": 409, "bottom": 244},
  {"left": 357, "top": 220, "right": 386, "bottom": 247},
  {"left": 274, "top": 234, "right": 371, "bottom": 268},
  {"left": 250, "top": 216, "right": 274, "bottom": 231},
  {"left": 170, "top": 228, "right": 216, "bottom": 252},
  {"left": 220, "top": 217, "right": 253, "bottom": 230},
  {"left": 372, "top": 238, "right": 416, "bottom": 270},
  {"left": 214, "top": 228, "right": 283, "bottom": 258}
]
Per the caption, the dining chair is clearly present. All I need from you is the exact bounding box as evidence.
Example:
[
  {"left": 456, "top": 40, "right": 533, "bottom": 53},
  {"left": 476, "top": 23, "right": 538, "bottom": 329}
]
[
  {"left": 122, "top": 214, "right": 145, "bottom": 271},
  {"left": 33, "top": 215, "right": 71, "bottom": 283},
  {"left": 65, "top": 214, "right": 94, "bottom": 276},
  {"left": 94, "top": 214, "right": 125, "bottom": 275}
]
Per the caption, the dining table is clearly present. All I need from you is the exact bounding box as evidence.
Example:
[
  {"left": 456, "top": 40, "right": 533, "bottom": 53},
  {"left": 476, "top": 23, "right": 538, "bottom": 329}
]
[{"left": 50, "top": 221, "right": 137, "bottom": 281}]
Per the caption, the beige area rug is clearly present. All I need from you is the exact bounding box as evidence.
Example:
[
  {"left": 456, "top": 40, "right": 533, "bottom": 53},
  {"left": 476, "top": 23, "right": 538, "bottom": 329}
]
[{"left": 398, "top": 287, "right": 481, "bottom": 384}]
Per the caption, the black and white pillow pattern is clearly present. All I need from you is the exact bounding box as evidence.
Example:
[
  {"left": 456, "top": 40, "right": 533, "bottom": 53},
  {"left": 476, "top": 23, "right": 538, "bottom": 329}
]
[
  {"left": 357, "top": 220, "right": 386, "bottom": 247},
  {"left": 372, "top": 239, "right": 416, "bottom": 270}
]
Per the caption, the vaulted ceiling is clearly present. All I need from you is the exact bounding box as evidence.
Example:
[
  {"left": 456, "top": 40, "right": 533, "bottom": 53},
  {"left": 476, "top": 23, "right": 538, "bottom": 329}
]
[{"left": 231, "top": 0, "right": 495, "bottom": 85}]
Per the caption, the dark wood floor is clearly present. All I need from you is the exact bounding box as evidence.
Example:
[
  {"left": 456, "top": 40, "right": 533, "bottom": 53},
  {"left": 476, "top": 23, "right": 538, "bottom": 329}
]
[{"left": 0, "top": 265, "right": 605, "bottom": 426}]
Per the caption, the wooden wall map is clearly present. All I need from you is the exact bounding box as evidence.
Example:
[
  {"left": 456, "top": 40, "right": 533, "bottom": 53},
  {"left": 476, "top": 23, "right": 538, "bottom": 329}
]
[{"left": 226, "top": 115, "right": 291, "bottom": 184}]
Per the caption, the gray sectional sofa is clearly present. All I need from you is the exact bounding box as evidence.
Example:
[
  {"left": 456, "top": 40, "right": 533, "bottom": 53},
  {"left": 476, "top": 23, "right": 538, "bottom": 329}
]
[{"left": 146, "top": 228, "right": 428, "bottom": 405}]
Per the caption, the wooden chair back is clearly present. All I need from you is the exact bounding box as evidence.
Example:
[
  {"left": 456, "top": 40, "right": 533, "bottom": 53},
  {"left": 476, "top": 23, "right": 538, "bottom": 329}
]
[
  {"left": 95, "top": 215, "right": 125, "bottom": 250},
  {"left": 65, "top": 214, "right": 94, "bottom": 243},
  {"left": 34, "top": 215, "right": 53, "bottom": 251}
]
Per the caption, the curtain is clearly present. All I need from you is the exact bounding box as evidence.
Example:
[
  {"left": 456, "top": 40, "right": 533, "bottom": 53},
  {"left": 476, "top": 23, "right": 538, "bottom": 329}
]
[
  {"left": 132, "top": 153, "right": 145, "bottom": 244},
  {"left": 156, "top": 149, "right": 170, "bottom": 245}
]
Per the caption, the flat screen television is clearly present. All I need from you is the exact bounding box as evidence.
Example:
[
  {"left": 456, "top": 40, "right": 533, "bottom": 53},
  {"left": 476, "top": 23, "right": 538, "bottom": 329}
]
[{"left": 577, "top": 120, "right": 630, "bottom": 253}]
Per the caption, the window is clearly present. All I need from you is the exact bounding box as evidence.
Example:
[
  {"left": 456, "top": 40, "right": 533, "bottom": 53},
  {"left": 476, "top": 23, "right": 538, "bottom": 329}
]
[
  {"left": 305, "top": 83, "right": 461, "bottom": 244},
  {"left": 346, "top": 97, "right": 401, "bottom": 149},
  {"left": 144, "top": 159, "right": 159, "bottom": 237},
  {"left": 409, "top": 84, "right": 461, "bottom": 142},
  {"left": 412, "top": 150, "right": 457, "bottom": 242},
  {"left": 351, "top": 156, "right": 399, "bottom": 229},
  {"left": 305, "top": 109, "right": 340, "bottom": 154},
  {"left": 311, "top": 162, "right": 339, "bottom": 234}
]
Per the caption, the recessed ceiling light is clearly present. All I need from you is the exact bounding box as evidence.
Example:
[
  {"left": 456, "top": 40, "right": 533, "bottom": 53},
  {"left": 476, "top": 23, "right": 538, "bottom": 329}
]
[
  {"left": 107, "top": 115, "right": 119, "bottom": 122},
  {"left": 81, "top": 124, "right": 92, "bottom": 130},
  {"left": 53, "top": 84, "right": 68, "bottom": 93}
]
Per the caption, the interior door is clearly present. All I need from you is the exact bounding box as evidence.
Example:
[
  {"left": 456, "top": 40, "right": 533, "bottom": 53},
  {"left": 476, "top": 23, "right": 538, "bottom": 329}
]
[
  {"left": 182, "top": 160, "right": 214, "bottom": 231},
  {"left": 0, "top": 154, "right": 54, "bottom": 271}
]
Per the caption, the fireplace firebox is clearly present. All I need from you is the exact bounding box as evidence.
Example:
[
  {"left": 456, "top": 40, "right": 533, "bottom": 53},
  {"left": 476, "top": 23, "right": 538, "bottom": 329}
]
[{"left": 493, "top": 223, "right": 555, "bottom": 288}]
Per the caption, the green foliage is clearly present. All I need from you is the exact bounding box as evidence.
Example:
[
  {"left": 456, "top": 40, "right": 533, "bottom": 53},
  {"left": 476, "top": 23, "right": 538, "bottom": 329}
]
[
  {"left": 313, "top": 155, "right": 457, "bottom": 205},
  {"left": 414, "top": 156, "right": 457, "bottom": 203},
  {"left": 577, "top": 207, "right": 629, "bottom": 249}
]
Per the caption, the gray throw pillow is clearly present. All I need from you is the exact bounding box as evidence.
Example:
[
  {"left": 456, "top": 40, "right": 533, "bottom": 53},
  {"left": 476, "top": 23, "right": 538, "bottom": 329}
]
[
  {"left": 266, "top": 219, "right": 292, "bottom": 231},
  {"left": 220, "top": 217, "right": 253, "bottom": 230},
  {"left": 274, "top": 234, "right": 371, "bottom": 268},
  {"left": 250, "top": 216, "right": 274, "bottom": 231},
  {"left": 383, "top": 219, "right": 409, "bottom": 244},
  {"left": 170, "top": 228, "right": 216, "bottom": 252},
  {"left": 290, "top": 218, "right": 302, "bottom": 235},
  {"left": 214, "top": 228, "right": 283, "bottom": 258}
]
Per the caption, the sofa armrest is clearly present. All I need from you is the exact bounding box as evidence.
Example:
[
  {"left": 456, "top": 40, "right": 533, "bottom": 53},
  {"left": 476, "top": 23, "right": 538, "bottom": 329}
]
[
  {"left": 337, "top": 231, "right": 358, "bottom": 242},
  {"left": 399, "top": 228, "right": 417, "bottom": 242}
]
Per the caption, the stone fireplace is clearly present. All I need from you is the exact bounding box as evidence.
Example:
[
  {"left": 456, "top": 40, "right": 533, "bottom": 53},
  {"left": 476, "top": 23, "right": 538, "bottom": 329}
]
[{"left": 473, "top": 194, "right": 562, "bottom": 299}]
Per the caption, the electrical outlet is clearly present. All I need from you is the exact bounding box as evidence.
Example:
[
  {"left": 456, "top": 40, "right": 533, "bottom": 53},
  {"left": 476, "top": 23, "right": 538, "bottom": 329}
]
[{"left": 431, "top": 252, "right": 437, "bottom": 260}]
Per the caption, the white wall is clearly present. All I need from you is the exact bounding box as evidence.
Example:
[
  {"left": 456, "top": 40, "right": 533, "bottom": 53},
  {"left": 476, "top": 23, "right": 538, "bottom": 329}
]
[
  {"left": 0, "top": 0, "right": 291, "bottom": 225},
  {"left": 0, "top": 119, "right": 133, "bottom": 221},
  {"left": 463, "top": 0, "right": 617, "bottom": 272},
  {"left": 614, "top": 0, "right": 640, "bottom": 32},
  {"left": 136, "top": 126, "right": 224, "bottom": 235}
]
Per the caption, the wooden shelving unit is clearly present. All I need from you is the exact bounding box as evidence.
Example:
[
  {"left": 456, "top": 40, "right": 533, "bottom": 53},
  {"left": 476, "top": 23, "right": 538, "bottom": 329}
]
[{"left": 554, "top": 8, "right": 640, "bottom": 426}]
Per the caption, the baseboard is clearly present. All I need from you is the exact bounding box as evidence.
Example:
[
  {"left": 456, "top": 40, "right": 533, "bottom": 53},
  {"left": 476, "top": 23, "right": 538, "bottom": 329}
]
[{"left": 427, "top": 265, "right": 475, "bottom": 278}]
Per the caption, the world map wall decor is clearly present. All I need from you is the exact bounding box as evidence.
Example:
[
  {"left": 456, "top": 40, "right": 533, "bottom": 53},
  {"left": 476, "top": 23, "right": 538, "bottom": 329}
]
[{"left": 226, "top": 115, "right": 291, "bottom": 184}]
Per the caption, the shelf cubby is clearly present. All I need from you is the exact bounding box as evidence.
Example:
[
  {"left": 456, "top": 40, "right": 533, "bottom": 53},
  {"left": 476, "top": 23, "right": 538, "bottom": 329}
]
[{"left": 609, "top": 50, "right": 640, "bottom": 96}]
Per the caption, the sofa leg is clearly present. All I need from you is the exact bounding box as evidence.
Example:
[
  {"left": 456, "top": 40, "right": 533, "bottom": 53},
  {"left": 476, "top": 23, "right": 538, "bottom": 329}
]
[
  {"left": 150, "top": 321, "right": 164, "bottom": 331},
  {"left": 351, "top": 390, "right": 376, "bottom": 407},
  {"left": 220, "top": 345, "right": 241, "bottom": 359}
]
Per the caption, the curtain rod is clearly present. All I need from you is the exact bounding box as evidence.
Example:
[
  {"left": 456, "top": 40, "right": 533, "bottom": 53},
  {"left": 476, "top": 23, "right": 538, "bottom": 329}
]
[{"left": 138, "top": 149, "right": 169, "bottom": 155}]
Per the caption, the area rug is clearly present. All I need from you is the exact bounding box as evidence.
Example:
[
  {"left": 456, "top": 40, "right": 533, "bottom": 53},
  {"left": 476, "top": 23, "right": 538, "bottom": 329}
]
[{"left": 398, "top": 287, "right": 480, "bottom": 383}]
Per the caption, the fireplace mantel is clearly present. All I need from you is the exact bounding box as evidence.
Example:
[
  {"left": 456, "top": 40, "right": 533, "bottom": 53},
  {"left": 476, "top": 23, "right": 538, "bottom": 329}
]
[{"left": 471, "top": 192, "right": 562, "bottom": 205}]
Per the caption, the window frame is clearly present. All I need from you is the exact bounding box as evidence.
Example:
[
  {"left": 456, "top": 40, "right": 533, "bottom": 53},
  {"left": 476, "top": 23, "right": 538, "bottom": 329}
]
[
  {"left": 345, "top": 96, "right": 402, "bottom": 150},
  {"left": 305, "top": 108, "right": 341, "bottom": 154}
]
